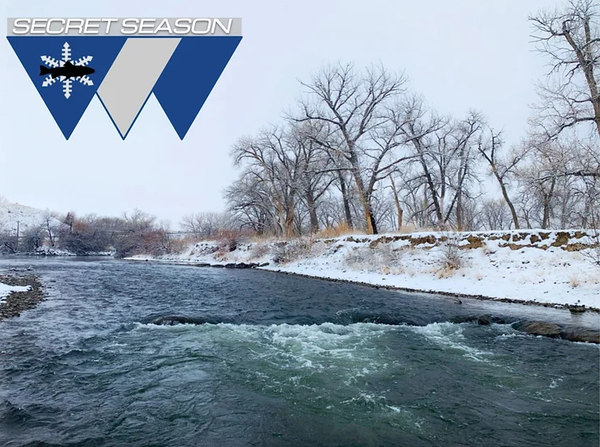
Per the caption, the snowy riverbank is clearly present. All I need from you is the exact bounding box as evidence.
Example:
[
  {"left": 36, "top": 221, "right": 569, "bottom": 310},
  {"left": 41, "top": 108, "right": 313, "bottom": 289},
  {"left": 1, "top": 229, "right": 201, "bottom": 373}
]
[
  {"left": 129, "top": 229, "right": 600, "bottom": 311},
  {"left": 0, "top": 282, "right": 30, "bottom": 304}
]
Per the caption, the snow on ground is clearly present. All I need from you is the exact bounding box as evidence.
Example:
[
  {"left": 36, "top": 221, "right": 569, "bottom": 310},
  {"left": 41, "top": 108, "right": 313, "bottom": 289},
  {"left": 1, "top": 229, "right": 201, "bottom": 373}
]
[
  {"left": 0, "top": 282, "right": 30, "bottom": 304},
  {"left": 129, "top": 229, "right": 600, "bottom": 310}
]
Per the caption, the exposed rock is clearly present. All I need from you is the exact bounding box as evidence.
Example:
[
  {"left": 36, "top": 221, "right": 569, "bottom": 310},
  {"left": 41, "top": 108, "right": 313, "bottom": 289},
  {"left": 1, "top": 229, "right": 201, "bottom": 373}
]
[
  {"left": 450, "top": 314, "right": 507, "bottom": 325},
  {"left": 410, "top": 235, "right": 437, "bottom": 246},
  {"left": 223, "top": 262, "right": 258, "bottom": 269},
  {"left": 560, "top": 329, "right": 600, "bottom": 344},
  {"left": 145, "top": 315, "right": 226, "bottom": 326},
  {"left": 465, "top": 235, "right": 484, "bottom": 249},
  {"left": 563, "top": 243, "right": 588, "bottom": 252},
  {"left": 512, "top": 321, "right": 563, "bottom": 337},
  {"left": 568, "top": 305, "right": 587, "bottom": 313},
  {"left": 551, "top": 231, "right": 570, "bottom": 247},
  {"left": 512, "top": 320, "right": 600, "bottom": 344}
]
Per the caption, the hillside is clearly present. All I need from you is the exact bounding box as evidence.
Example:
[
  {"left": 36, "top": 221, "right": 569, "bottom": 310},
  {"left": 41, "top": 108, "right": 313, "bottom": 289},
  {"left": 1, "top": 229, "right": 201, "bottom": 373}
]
[{"left": 0, "top": 196, "right": 61, "bottom": 235}]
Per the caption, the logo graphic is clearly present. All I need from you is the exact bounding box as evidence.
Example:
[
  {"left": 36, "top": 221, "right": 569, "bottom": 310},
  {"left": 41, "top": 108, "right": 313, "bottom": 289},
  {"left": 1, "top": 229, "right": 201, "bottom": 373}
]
[
  {"left": 7, "top": 18, "right": 243, "bottom": 140},
  {"left": 40, "top": 42, "right": 95, "bottom": 99}
]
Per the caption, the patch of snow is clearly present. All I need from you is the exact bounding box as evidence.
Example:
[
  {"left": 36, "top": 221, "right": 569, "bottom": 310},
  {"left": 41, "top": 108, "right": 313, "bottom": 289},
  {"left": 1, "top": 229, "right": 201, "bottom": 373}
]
[{"left": 0, "top": 282, "right": 31, "bottom": 304}]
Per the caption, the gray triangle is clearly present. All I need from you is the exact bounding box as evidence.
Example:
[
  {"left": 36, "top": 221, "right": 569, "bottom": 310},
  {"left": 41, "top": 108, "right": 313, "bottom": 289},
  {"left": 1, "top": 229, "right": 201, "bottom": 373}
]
[{"left": 97, "top": 38, "right": 181, "bottom": 138}]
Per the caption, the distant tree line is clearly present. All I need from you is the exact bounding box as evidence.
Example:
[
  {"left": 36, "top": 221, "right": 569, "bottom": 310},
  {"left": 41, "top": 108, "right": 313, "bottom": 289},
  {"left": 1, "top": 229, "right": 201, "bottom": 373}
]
[
  {"left": 214, "top": 0, "right": 599, "bottom": 236},
  {"left": 0, "top": 209, "right": 177, "bottom": 257}
]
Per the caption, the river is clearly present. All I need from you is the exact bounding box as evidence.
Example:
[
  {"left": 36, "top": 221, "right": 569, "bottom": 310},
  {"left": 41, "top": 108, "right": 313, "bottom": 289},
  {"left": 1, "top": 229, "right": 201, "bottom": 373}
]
[{"left": 0, "top": 258, "right": 598, "bottom": 446}]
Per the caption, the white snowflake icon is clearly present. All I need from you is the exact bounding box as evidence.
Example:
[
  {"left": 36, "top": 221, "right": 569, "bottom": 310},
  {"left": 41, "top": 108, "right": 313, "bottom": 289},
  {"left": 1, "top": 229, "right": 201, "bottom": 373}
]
[{"left": 40, "top": 42, "right": 94, "bottom": 99}]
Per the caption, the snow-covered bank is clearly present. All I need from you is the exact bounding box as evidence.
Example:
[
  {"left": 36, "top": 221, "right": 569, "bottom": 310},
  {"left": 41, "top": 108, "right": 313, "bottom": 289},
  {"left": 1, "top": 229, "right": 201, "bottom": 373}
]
[{"left": 129, "top": 229, "right": 600, "bottom": 310}]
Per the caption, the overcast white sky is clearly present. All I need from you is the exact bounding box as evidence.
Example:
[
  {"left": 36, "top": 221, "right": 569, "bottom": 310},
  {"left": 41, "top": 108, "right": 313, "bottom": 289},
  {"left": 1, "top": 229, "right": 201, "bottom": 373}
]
[{"left": 0, "top": 0, "right": 563, "bottom": 228}]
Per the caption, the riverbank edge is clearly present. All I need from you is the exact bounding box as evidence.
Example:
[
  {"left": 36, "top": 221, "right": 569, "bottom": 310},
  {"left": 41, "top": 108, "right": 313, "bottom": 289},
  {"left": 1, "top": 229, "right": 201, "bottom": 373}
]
[
  {"left": 0, "top": 274, "right": 45, "bottom": 321},
  {"left": 130, "top": 258, "right": 600, "bottom": 314}
]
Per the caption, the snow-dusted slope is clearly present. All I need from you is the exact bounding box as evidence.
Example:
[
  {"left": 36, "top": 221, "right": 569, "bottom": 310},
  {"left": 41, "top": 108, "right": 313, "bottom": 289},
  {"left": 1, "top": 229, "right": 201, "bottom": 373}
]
[{"left": 0, "top": 196, "right": 60, "bottom": 234}]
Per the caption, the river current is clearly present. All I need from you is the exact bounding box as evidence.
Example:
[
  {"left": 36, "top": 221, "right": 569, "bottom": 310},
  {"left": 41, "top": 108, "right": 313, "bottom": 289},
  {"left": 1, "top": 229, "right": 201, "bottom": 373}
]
[{"left": 0, "top": 258, "right": 598, "bottom": 446}]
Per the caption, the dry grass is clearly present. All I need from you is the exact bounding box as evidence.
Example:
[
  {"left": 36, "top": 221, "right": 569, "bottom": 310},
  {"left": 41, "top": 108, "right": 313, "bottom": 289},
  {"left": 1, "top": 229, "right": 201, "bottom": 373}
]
[
  {"left": 315, "top": 223, "right": 358, "bottom": 239},
  {"left": 569, "top": 276, "right": 580, "bottom": 288},
  {"left": 437, "top": 266, "right": 457, "bottom": 279}
]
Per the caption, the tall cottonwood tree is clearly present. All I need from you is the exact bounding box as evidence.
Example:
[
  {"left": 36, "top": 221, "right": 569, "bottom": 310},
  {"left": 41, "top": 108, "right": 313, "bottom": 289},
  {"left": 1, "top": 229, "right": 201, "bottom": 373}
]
[
  {"left": 232, "top": 127, "right": 302, "bottom": 237},
  {"left": 477, "top": 128, "right": 525, "bottom": 229},
  {"left": 297, "top": 62, "right": 408, "bottom": 234},
  {"left": 530, "top": 0, "right": 600, "bottom": 140}
]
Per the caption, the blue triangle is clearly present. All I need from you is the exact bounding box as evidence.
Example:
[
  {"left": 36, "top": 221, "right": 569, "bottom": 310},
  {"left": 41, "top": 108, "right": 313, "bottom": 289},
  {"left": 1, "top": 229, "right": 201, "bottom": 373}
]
[
  {"left": 7, "top": 36, "right": 126, "bottom": 139},
  {"left": 152, "top": 36, "right": 242, "bottom": 140}
]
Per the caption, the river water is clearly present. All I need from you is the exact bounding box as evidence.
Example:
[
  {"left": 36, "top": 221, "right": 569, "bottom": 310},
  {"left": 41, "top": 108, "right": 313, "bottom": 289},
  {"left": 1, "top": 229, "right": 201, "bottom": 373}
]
[{"left": 0, "top": 258, "right": 598, "bottom": 447}]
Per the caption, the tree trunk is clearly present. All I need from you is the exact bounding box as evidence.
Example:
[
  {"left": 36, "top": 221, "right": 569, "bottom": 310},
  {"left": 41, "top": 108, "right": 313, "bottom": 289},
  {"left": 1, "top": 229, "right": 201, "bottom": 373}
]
[
  {"left": 541, "top": 178, "right": 556, "bottom": 229},
  {"left": 337, "top": 170, "right": 354, "bottom": 229},
  {"left": 306, "top": 190, "right": 319, "bottom": 233},
  {"left": 353, "top": 171, "right": 378, "bottom": 234},
  {"left": 495, "top": 174, "right": 520, "bottom": 230},
  {"left": 389, "top": 176, "right": 403, "bottom": 231},
  {"left": 456, "top": 189, "right": 463, "bottom": 232},
  {"left": 284, "top": 198, "right": 296, "bottom": 238},
  {"left": 420, "top": 160, "right": 444, "bottom": 224}
]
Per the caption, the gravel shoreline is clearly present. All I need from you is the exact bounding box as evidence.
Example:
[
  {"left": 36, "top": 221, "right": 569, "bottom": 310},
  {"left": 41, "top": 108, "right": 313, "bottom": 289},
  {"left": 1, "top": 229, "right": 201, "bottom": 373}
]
[{"left": 0, "top": 274, "right": 45, "bottom": 321}]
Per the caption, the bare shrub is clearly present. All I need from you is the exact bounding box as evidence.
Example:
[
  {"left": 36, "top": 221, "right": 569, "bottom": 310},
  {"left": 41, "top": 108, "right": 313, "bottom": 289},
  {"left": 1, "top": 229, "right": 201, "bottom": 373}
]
[
  {"left": 582, "top": 229, "right": 600, "bottom": 267},
  {"left": 306, "top": 240, "right": 328, "bottom": 258},
  {"left": 250, "top": 242, "right": 271, "bottom": 259},
  {"left": 378, "top": 244, "right": 404, "bottom": 266},
  {"left": 438, "top": 234, "right": 464, "bottom": 271},
  {"left": 272, "top": 239, "right": 311, "bottom": 264},
  {"left": 216, "top": 230, "right": 242, "bottom": 253},
  {"left": 344, "top": 244, "right": 405, "bottom": 273},
  {"left": 345, "top": 247, "right": 373, "bottom": 269}
]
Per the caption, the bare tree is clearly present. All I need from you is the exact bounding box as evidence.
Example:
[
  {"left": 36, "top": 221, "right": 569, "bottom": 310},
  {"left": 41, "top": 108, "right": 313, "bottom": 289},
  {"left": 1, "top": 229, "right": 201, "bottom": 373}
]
[
  {"left": 180, "top": 212, "right": 231, "bottom": 239},
  {"left": 225, "top": 174, "right": 275, "bottom": 235},
  {"left": 477, "top": 128, "right": 526, "bottom": 229},
  {"left": 398, "top": 97, "right": 483, "bottom": 229},
  {"left": 296, "top": 62, "right": 408, "bottom": 234},
  {"left": 42, "top": 209, "right": 58, "bottom": 247},
  {"left": 481, "top": 198, "right": 513, "bottom": 230},
  {"left": 529, "top": 0, "right": 600, "bottom": 140},
  {"left": 291, "top": 121, "right": 336, "bottom": 232},
  {"left": 231, "top": 125, "right": 313, "bottom": 237}
]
